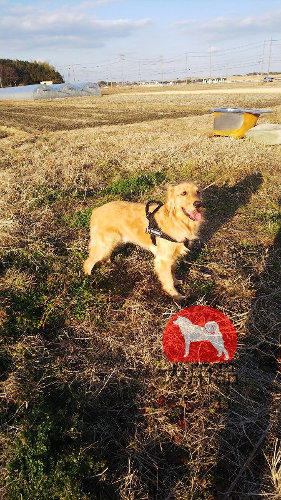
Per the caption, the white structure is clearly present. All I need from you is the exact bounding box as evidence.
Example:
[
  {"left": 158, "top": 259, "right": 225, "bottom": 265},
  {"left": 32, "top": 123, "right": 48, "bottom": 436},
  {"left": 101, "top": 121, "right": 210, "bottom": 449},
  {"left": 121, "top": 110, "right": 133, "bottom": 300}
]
[
  {"left": 173, "top": 316, "right": 229, "bottom": 359},
  {"left": 202, "top": 78, "right": 227, "bottom": 84},
  {"left": 0, "top": 82, "right": 101, "bottom": 101}
]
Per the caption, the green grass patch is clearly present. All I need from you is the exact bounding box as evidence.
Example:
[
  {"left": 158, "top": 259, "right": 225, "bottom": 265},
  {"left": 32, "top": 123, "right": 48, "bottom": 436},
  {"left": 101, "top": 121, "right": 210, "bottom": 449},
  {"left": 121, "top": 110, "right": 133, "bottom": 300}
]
[
  {"left": 33, "top": 185, "right": 79, "bottom": 207},
  {"left": 0, "top": 248, "right": 52, "bottom": 275},
  {"left": 4, "top": 368, "right": 140, "bottom": 499},
  {"left": 5, "top": 398, "right": 108, "bottom": 500},
  {"left": 103, "top": 171, "right": 166, "bottom": 199},
  {"left": 191, "top": 278, "right": 216, "bottom": 298},
  {"left": 63, "top": 171, "right": 167, "bottom": 229},
  {"left": 255, "top": 208, "right": 281, "bottom": 235},
  {"left": 35, "top": 171, "right": 167, "bottom": 211},
  {"left": 0, "top": 249, "right": 114, "bottom": 339},
  {"left": 66, "top": 206, "right": 94, "bottom": 229}
]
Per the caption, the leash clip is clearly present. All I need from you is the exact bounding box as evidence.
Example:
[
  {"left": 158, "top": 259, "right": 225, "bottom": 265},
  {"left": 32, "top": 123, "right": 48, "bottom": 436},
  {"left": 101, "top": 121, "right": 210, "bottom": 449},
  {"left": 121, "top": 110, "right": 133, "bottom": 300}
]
[{"left": 146, "top": 227, "right": 162, "bottom": 237}]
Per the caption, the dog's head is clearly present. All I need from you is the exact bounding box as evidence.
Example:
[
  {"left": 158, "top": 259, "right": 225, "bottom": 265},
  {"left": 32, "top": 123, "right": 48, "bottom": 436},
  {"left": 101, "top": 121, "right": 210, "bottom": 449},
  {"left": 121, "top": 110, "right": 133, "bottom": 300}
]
[
  {"left": 205, "top": 321, "right": 220, "bottom": 334},
  {"left": 165, "top": 181, "right": 203, "bottom": 224}
]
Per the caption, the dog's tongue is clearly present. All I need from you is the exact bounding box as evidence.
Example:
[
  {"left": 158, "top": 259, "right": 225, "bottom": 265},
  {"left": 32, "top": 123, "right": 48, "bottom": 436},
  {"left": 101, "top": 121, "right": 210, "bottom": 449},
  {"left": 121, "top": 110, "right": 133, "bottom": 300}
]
[{"left": 190, "top": 210, "right": 202, "bottom": 221}]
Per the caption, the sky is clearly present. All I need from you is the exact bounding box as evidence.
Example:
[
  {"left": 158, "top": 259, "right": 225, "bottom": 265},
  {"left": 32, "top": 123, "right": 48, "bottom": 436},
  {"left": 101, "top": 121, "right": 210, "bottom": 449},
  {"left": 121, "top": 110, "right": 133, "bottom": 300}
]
[{"left": 1, "top": 0, "right": 281, "bottom": 82}]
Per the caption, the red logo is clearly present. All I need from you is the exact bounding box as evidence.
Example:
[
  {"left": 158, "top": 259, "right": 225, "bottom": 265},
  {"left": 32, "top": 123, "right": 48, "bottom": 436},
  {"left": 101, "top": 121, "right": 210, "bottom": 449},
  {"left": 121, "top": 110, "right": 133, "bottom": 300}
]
[{"left": 163, "top": 306, "right": 237, "bottom": 363}]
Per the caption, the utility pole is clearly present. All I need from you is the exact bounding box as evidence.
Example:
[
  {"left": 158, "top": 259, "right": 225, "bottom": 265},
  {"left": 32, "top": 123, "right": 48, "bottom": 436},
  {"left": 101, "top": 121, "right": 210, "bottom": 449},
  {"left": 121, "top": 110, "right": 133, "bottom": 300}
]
[
  {"left": 120, "top": 54, "right": 125, "bottom": 86},
  {"left": 138, "top": 60, "right": 142, "bottom": 85},
  {"left": 209, "top": 48, "right": 212, "bottom": 80},
  {"left": 185, "top": 52, "right": 188, "bottom": 85},
  {"left": 260, "top": 39, "right": 266, "bottom": 81},
  {"left": 106, "top": 65, "right": 110, "bottom": 87},
  {"left": 267, "top": 36, "right": 273, "bottom": 78},
  {"left": 160, "top": 56, "right": 164, "bottom": 85},
  {"left": 72, "top": 65, "right": 76, "bottom": 83}
]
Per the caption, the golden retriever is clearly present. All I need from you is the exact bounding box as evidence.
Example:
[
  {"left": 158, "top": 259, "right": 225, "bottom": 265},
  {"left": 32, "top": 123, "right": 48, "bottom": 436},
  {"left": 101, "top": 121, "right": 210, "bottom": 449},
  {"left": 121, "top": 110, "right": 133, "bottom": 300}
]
[{"left": 83, "top": 181, "right": 203, "bottom": 300}]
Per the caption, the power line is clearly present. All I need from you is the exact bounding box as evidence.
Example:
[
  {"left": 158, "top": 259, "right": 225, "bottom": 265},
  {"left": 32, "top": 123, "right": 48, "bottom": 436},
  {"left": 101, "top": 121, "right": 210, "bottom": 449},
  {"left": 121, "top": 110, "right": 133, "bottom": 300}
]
[{"left": 55, "top": 39, "right": 281, "bottom": 82}]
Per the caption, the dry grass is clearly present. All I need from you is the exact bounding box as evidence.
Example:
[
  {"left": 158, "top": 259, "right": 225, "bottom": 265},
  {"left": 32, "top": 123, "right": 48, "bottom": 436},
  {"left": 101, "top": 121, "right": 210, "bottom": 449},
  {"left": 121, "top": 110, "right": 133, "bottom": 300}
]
[
  {"left": 0, "top": 85, "right": 280, "bottom": 499},
  {"left": 264, "top": 439, "right": 281, "bottom": 498}
]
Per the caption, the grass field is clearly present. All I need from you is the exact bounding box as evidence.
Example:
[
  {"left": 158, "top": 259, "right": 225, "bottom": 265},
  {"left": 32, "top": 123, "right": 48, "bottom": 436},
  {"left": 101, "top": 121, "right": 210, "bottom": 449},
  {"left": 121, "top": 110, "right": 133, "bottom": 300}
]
[{"left": 0, "top": 84, "right": 280, "bottom": 499}]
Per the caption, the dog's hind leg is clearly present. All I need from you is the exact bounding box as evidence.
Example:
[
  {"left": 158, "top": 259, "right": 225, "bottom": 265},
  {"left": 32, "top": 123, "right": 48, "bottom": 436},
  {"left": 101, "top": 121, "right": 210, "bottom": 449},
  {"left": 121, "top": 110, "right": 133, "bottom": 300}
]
[
  {"left": 83, "top": 230, "right": 120, "bottom": 275},
  {"left": 222, "top": 348, "right": 229, "bottom": 361}
]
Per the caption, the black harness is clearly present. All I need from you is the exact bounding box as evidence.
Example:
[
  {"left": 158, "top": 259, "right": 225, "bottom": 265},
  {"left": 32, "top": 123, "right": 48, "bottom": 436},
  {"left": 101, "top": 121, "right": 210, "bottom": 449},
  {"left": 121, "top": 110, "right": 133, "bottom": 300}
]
[{"left": 145, "top": 200, "right": 190, "bottom": 247}]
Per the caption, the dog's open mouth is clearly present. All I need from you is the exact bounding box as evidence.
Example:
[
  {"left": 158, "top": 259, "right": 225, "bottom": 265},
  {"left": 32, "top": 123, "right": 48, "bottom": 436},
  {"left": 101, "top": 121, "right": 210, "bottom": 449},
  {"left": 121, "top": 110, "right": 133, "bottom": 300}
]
[{"left": 182, "top": 207, "right": 202, "bottom": 222}]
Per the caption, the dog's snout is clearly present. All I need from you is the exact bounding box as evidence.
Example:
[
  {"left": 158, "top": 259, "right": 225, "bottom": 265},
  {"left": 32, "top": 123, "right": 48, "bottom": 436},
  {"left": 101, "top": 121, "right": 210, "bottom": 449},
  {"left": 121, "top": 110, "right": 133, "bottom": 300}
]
[{"left": 193, "top": 200, "right": 202, "bottom": 209}]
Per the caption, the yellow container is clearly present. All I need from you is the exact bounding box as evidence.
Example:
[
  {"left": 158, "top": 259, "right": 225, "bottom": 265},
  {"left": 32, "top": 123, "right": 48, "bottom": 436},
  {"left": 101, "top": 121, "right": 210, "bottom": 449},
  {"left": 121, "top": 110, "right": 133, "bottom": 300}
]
[{"left": 211, "top": 108, "right": 272, "bottom": 139}]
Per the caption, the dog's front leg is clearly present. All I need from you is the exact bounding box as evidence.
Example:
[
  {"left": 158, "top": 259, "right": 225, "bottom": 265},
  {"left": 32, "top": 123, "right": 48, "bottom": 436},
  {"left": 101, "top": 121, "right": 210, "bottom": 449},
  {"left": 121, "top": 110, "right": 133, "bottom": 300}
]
[
  {"left": 154, "top": 256, "right": 184, "bottom": 301},
  {"left": 171, "top": 263, "right": 183, "bottom": 286},
  {"left": 184, "top": 339, "right": 191, "bottom": 357}
]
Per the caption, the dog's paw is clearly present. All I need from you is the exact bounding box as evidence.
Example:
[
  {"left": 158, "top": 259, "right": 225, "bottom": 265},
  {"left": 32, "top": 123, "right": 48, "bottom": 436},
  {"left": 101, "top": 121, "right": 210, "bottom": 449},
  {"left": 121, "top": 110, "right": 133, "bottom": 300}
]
[
  {"left": 83, "top": 259, "right": 93, "bottom": 275},
  {"left": 172, "top": 293, "right": 186, "bottom": 303},
  {"left": 188, "top": 238, "right": 202, "bottom": 251},
  {"left": 174, "top": 279, "right": 183, "bottom": 286}
]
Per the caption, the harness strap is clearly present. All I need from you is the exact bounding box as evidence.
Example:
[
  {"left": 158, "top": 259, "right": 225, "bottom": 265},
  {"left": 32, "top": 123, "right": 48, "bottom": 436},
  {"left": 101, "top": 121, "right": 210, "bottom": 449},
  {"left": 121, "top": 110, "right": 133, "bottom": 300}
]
[{"left": 145, "top": 200, "right": 189, "bottom": 246}]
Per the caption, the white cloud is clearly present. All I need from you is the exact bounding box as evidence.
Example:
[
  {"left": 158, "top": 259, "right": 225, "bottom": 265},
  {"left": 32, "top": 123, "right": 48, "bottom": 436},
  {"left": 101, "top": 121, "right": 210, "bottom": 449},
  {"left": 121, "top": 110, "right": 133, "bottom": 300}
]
[
  {"left": 173, "top": 10, "right": 281, "bottom": 41},
  {"left": 0, "top": 3, "right": 151, "bottom": 51},
  {"left": 72, "top": 0, "right": 123, "bottom": 9},
  {"left": 93, "top": 0, "right": 123, "bottom": 4},
  {"left": 173, "top": 19, "right": 195, "bottom": 28}
]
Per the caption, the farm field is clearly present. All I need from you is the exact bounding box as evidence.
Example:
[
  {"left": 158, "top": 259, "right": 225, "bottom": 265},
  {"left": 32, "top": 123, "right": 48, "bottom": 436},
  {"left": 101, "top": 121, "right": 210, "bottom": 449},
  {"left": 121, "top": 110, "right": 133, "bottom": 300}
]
[{"left": 0, "top": 85, "right": 280, "bottom": 499}]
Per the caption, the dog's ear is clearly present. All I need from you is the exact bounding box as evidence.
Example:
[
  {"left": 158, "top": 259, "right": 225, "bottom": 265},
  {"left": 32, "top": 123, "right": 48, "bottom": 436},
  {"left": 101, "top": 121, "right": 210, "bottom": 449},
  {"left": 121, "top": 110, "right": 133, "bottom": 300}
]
[{"left": 165, "top": 185, "right": 176, "bottom": 215}]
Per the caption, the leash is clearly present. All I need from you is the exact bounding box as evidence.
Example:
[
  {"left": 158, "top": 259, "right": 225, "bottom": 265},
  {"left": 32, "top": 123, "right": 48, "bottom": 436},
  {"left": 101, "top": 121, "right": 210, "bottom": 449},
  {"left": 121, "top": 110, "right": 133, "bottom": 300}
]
[{"left": 145, "top": 200, "right": 190, "bottom": 246}]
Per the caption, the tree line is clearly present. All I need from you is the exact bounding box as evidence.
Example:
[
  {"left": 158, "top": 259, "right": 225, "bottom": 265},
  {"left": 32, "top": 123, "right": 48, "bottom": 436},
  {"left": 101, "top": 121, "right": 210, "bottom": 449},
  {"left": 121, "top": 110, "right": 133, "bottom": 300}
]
[{"left": 0, "top": 59, "right": 64, "bottom": 87}]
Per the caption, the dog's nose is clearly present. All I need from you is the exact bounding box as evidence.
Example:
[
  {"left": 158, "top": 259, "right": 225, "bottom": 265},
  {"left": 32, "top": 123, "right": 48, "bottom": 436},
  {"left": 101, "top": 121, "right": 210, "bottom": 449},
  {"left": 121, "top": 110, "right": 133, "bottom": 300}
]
[{"left": 193, "top": 200, "right": 202, "bottom": 209}]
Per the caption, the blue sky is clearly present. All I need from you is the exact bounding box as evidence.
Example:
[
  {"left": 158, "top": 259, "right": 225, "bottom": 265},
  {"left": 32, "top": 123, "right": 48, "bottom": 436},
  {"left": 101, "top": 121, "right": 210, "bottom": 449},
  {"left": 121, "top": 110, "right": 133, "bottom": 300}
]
[{"left": 1, "top": 0, "right": 281, "bottom": 82}]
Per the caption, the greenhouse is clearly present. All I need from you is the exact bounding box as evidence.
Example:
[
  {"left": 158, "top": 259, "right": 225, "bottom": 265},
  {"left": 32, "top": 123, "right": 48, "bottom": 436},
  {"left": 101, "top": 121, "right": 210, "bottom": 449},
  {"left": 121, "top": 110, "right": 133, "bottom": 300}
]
[{"left": 0, "top": 82, "right": 101, "bottom": 100}]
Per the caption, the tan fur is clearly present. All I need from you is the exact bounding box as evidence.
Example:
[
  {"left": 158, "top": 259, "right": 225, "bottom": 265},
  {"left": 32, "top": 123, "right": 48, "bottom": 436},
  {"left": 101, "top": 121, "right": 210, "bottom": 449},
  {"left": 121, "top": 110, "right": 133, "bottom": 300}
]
[{"left": 83, "top": 181, "right": 203, "bottom": 300}]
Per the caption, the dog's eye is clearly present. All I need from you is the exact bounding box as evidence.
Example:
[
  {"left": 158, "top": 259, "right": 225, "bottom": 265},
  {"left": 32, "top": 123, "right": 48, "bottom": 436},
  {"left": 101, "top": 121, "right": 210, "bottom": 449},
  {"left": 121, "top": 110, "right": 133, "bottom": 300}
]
[
  {"left": 197, "top": 190, "right": 201, "bottom": 195},
  {"left": 181, "top": 191, "right": 187, "bottom": 196}
]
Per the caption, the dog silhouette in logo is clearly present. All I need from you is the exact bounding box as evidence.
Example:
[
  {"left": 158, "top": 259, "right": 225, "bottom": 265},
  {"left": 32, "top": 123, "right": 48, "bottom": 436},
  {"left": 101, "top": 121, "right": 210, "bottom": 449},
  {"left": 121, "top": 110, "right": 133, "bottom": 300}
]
[{"left": 173, "top": 316, "right": 229, "bottom": 360}]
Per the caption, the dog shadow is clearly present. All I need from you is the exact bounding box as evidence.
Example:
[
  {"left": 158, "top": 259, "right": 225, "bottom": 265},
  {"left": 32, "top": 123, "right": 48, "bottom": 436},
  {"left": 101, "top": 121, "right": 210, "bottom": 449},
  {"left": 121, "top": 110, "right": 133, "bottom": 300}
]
[
  {"left": 178, "top": 173, "right": 264, "bottom": 290},
  {"left": 215, "top": 217, "right": 281, "bottom": 497},
  {"left": 33, "top": 351, "right": 192, "bottom": 499},
  {"left": 200, "top": 172, "right": 263, "bottom": 243}
]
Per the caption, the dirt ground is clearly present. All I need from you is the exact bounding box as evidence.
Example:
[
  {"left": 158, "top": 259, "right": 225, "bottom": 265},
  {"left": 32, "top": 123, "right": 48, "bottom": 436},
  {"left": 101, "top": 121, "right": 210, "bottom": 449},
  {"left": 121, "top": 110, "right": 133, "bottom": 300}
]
[
  {"left": 134, "top": 86, "right": 281, "bottom": 95},
  {"left": 0, "top": 83, "right": 280, "bottom": 133}
]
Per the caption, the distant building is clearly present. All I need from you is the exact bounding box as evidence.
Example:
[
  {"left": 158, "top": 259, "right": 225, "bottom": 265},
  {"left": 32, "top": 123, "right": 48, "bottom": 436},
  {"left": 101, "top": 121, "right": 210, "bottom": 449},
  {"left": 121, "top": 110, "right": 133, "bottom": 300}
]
[
  {"left": 40, "top": 81, "right": 53, "bottom": 85},
  {"left": 202, "top": 78, "right": 227, "bottom": 84},
  {"left": 139, "top": 80, "right": 161, "bottom": 86}
]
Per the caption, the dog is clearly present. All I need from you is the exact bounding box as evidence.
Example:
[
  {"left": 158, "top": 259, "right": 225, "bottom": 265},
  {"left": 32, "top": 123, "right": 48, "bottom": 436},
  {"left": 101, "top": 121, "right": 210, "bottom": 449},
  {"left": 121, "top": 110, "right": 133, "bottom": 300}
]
[
  {"left": 83, "top": 181, "right": 203, "bottom": 300},
  {"left": 173, "top": 316, "right": 229, "bottom": 359}
]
